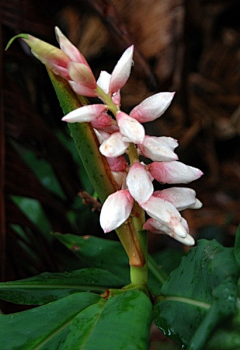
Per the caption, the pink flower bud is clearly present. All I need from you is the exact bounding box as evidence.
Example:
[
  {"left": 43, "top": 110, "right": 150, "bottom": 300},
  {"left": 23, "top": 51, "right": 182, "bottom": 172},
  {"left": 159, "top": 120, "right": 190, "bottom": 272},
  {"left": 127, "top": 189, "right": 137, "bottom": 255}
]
[
  {"left": 153, "top": 187, "right": 202, "bottom": 211},
  {"left": 62, "top": 104, "right": 107, "bottom": 123},
  {"left": 148, "top": 161, "right": 203, "bottom": 184},
  {"left": 107, "top": 156, "right": 128, "bottom": 172},
  {"left": 126, "top": 163, "right": 153, "bottom": 204},
  {"left": 138, "top": 136, "right": 178, "bottom": 162},
  {"left": 91, "top": 113, "right": 114, "bottom": 129},
  {"left": 100, "top": 190, "right": 134, "bottom": 232},
  {"left": 55, "top": 27, "right": 89, "bottom": 66},
  {"left": 141, "top": 196, "right": 188, "bottom": 238},
  {"left": 144, "top": 217, "right": 194, "bottom": 246},
  {"left": 116, "top": 111, "right": 145, "bottom": 144},
  {"left": 99, "top": 132, "right": 129, "bottom": 158},
  {"left": 68, "top": 62, "right": 97, "bottom": 90},
  {"left": 69, "top": 81, "right": 98, "bottom": 97},
  {"left": 109, "top": 46, "right": 134, "bottom": 94},
  {"left": 130, "top": 92, "right": 175, "bottom": 123}
]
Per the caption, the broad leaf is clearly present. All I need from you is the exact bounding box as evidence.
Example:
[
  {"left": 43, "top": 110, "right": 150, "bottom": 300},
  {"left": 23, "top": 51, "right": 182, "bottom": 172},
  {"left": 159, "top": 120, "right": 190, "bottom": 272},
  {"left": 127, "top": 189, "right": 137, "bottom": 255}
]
[
  {"left": 205, "top": 303, "right": 240, "bottom": 350},
  {"left": 154, "top": 239, "right": 240, "bottom": 350},
  {"left": 0, "top": 293, "right": 100, "bottom": 350},
  {"left": 0, "top": 290, "right": 152, "bottom": 350},
  {"left": 0, "top": 268, "right": 124, "bottom": 305},
  {"left": 55, "top": 233, "right": 130, "bottom": 283},
  {"left": 46, "top": 290, "right": 152, "bottom": 350}
]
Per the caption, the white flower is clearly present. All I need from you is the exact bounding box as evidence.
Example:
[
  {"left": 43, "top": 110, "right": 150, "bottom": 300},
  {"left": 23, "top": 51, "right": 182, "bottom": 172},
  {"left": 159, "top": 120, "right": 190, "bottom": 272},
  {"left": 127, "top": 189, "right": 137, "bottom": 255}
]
[
  {"left": 99, "top": 132, "right": 129, "bottom": 158},
  {"left": 62, "top": 104, "right": 107, "bottom": 123},
  {"left": 100, "top": 190, "right": 134, "bottom": 233},
  {"left": 126, "top": 163, "right": 153, "bottom": 204},
  {"left": 109, "top": 45, "right": 134, "bottom": 94},
  {"left": 138, "top": 136, "right": 178, "bottom": 162},
  {"left": 116, "top": 111, "right": 145, "bottom": 144},
  {"left": 130, "top": 92, "right": 175, "bottom": 123}
]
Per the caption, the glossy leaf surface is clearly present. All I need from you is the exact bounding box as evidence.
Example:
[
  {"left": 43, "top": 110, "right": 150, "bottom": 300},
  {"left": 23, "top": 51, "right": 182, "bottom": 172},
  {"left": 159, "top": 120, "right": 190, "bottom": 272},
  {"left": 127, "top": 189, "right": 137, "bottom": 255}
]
[
  {"left": 0, "top": 268, "right": 124, "bottom": 305},
  {"left": 0, "top": 290, "right": 152, "bottom": 350},
  {"left": 55, "top": 233, "right": 130, "bottom": 283}
]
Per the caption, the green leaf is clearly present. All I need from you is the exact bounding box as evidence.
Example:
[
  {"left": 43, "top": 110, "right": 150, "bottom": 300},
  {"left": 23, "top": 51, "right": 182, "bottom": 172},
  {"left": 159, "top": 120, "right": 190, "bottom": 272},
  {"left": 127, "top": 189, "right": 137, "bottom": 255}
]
[
  {"left": 148, "top": 250, "right": 184, "bottom": 295},
  {"left": 55, "top": 233, "right": 130, "bottom": 283},
  {"left": 0, "top": 268, "right": 124, "bottom": 305},
  {"left": 154, "top": 239, "right": 240, "bottom": 350},
  {"left": 54, "top": 290, "right": 152, "bottom": 350},
  {"left": 0, "top": 290, "right": 152, "bottom": 350},
  {"left": 0, "top": 293, "right": 100, "bottom": 350}
]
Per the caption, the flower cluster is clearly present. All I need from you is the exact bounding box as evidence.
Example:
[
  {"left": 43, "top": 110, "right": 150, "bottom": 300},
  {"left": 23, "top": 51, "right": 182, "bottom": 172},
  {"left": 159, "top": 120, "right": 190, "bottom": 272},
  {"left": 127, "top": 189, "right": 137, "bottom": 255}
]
[{"left": 50, "top": 27, "right": 203, "bottom": 246}]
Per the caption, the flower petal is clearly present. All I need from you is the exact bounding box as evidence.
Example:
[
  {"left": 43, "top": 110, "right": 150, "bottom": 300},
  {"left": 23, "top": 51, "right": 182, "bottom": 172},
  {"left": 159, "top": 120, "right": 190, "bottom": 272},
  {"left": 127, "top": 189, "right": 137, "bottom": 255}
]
[
  {"left": 100, "top": 190, "right": 134, "bottom": 232},
  {"left": 62, "top": 104, "right": 107, "bottom": 123},
  {"left": 148, "top": 161, "right": 203, "bottom": 184},
  {"left": 69, "top": 81, "right": 98, "bottom": 97},
  {"left": 107, "top": 156, "right": 128, "bottom": 172},
  {"left": 97, "top": 70, "right": 111, "bottom": 94},
  {"left": 91, "top": 113, "right": 114, "bottom": 129},
  {"left": 68, "top": 62, "right": 96, "bottom": 89},
  {"left": 138, "top": 136, "right": 178, "bottom": 162},
  {"left": 141, "top": 196, "right": 188, "bottom": 238},
  {"left": 116, "top": 111, "right": 145, "bottom": 144},
  {"left": 126, "top": 163, "right": 153, "bottom": 204},
  {"left": 130, "top": 92, "right": 175, "bottom": 123},
  {"left": 153, "top": 187, "right": 202, "bottom": 211},
  {"left": 55, "top": 27, "right": 89, "bottom": 65},
  {"left": 99, "top": 132, "right": 129, "bottom": 157},
  {"left": 109, "top": 45, "right": 134, "bottom": 94}
]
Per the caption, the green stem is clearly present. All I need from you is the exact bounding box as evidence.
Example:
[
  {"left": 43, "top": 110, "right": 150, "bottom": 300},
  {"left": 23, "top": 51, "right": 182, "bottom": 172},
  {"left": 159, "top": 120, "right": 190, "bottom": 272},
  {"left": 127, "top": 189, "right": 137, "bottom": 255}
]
[{"left": 95, "top": 86, "right": 119, "bottom": 115}]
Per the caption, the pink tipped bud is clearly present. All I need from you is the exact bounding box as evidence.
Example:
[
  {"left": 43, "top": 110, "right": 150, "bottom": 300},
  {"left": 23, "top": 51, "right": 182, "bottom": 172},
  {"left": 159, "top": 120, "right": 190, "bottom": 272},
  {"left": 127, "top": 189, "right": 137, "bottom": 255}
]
[
  {"left": 126, "top": 163, "right": 153, "bottom": 204},
  {"left": 69, "top": 81, "right": 98, "bottom": 97},
  {"left": 144, "top": 217, "right": 195, "bottom": 246},
  {"left": 91, "top": 113, "right": 114, "bottom": 130},
  {"left": 62, "top": 104, "right": 107, "bottom": 123},
  {"left": 55, "top": 27, "right": 88, "bottom": 65},
  {"left": 153, "top": 187, "right": 201, "bottom": 211},
  {"left": 100, "top": 190, "right": 134, "bottom": 232},
  {"left": 138, "top": 136, "right": 178, "bottom": 162},
  {"left": 109, "top": 45, "right": 134, "bottom": 94},
  {"left": 116, "top": 111, "right": 145, "bottom": 144},
  {"left": 99, "top": 132, "right": 129, "bottom": 158},
  {"left": 141, "top": 196, "right": 188, "bottom": 238},
  {"left": 107, "top": 156, "right": 128, "bottom": 172},
  {"left": 148, "top": 161, "right": 203, "bottom": 184},
  {"left": 130, "top": 92, "right": 175, "bottom": 123},
  {"left": 68, "top": 62, "right": 96, "bottom": 90}
]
